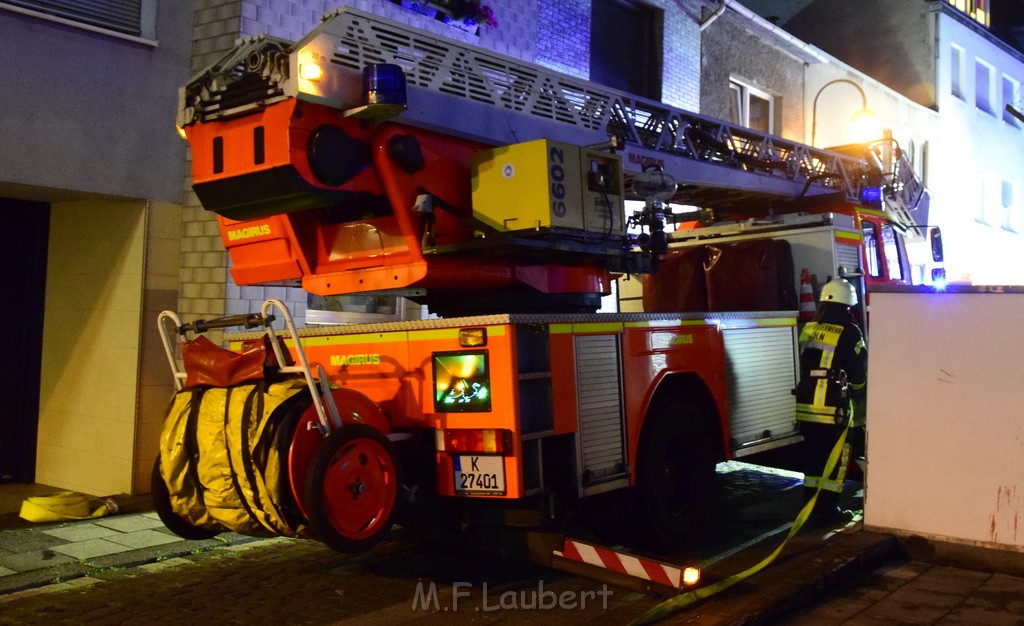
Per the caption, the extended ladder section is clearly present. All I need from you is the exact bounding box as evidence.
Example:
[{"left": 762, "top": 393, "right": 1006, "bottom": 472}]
[{"left": 179, "top": 8, "right": 926, "bottom": 231}]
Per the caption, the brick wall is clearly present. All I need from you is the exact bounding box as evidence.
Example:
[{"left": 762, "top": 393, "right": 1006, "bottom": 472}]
[
  {"left": 535, "top": 0, "right": 701, "bottom": 110},
  {"left": 535, "top": 0, "right": 589, "bottom": 78},
  {"left": 661, "top": 1, "right": 701, "bottom": 111}
]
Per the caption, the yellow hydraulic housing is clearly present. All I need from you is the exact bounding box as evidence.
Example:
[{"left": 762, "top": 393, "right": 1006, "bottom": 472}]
[{"left": 470, "top": 139, "right": 626, "bottom": 237}]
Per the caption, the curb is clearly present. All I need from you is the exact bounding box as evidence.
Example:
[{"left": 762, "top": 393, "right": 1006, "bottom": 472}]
[
  {"left": 724, "top": 530, "right": 904, "bottom": 625},
  {"left": 0, "top": 524, "right": 263, "bottom": 597}
]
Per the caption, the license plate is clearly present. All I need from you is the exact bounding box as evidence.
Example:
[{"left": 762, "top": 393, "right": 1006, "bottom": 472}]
[{"left": 453, "top": 455, "right": 506, "bottom": 495}]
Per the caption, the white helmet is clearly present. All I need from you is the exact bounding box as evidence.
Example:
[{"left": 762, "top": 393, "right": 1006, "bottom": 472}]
[{"left": 819, "top": 278, "right": 858, "bottom": 306}]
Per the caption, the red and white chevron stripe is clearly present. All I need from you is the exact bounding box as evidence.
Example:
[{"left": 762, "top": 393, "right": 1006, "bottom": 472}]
[{"left": 555, "top": 539, "right": 694, "bottom": 588}]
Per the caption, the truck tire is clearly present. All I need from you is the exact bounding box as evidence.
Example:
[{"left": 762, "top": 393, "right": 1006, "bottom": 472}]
[
  {"left": 636, "top": 401, "right": 716, "bottom": 550},
  {"left": 304, "top": 424, "right": 401, "bottom": 554},
  {"left": 150, "top": 457, "right": 220, "bottom": 541}
]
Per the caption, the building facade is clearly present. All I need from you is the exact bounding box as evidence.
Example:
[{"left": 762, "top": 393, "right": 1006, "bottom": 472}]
[
  {"left": 0, "top": 2, "right": 194, "bottom": 494},
  {"left": 746, "top": 0, "right": 1024, "bottom": 284}
]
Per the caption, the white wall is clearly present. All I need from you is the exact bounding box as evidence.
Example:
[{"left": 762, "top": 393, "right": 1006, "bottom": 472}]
[
  {"left": 934, "top": 12, "right": 1024, "bottom": 285},
  {"left": 0, "top": 7, "right": 192, "bottom": 203},
  {"left": 865, "top": 289, "right": 1024, "bottom": 551}
]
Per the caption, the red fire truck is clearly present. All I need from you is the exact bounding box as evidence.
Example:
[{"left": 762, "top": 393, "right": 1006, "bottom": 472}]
[{"left": 154, "top": 8, "right": 939, "bottom": 561}]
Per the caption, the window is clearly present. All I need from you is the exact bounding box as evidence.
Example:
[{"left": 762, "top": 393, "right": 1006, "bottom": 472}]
[
  {"left": 591, "top": 0, "right": 663, "bottom": 100},
  {"left": 903, "top": 136, "right": 930, "bottom": 187},
  {"left": 862, "top": 223, "right": 881, "bottom": 278},
  {"left": 976, "top": 171, "right": 1001, "bottom": 225},
  {"left": 881, "top": 224, "right": 905, "bottom": 281},
  {"left": 1003, "top": 75, "right": 1021, "bottom": 126},
  {"left": 974, "top": 0, "right": 990, "bottom": 26},
  {"left": 951, "top": 45, "right": 965, "bottom": 100},
  {"left": 863, "top": 221, "right": 905, "bottom": 281},
  {"left": 1, "top": 0, "right": 153, "bottom": 39},
  {"left": 920, "top": 140, "right": 929, "bottom": 187},
  {"left": 1002, "top": 180, "right": 1022, "bottom": 233},
  {"left": 306, "top": 294, "right": 408, "bottom": 325},
  {"left": 728, "top": 79, "right": 774, "bottom": 133},
  {"left": 946, "top": 0, "right": 991, "bottom": 27},
  {"left": 976, "top": 59, "right": 994, "bottom": 113}
]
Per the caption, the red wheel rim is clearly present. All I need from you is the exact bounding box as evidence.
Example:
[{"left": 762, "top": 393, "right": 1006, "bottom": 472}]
[
  {"left": 288, "top": 409, "right": 321, "bottom": 520},
  {"left": 319, "top": 436, "right": 398, "bottom": 540}
]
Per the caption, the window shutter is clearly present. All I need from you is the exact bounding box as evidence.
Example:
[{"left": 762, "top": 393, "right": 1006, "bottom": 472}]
[{"left": 5, "top": 1, "right": 142, "bottom": 36}]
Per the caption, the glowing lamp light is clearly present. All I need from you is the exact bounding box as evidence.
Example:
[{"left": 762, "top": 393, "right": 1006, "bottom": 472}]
[
  {"left": 849, "top": 108, "right": 881, "bottom": 143},
  {"left": 436, "top": 428, "right": 510, "bottom": 454},
  {"left": 459, "top": 328, "right": 487, "bottom": 347},
  {"left": 682, "top": 567, "right": 701, "bottom": 586},
  {"left": 811, "top": 79, "right": 880, "bottom": 145},
  {"left": 299, "top": 62, "right": 324, "bottom": 81}
]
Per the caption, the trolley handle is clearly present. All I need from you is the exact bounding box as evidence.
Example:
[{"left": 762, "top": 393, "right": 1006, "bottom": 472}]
[
  {"left": 180, "top": 313, "right": 275, "bottom": 334},
  {"left": 157, "top": 300, "right": 340, "bottom": 435}
]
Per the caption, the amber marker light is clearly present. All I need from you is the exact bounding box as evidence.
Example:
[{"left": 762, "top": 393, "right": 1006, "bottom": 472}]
[
  {"left": 299, "top": 62, "right": 324, "bottom": 81},
  {"left": 458, "top": 328, "right": 486, "bottom": 347},
  {"left": 682, "top": 566, "right": 701, "bottom": 586}
]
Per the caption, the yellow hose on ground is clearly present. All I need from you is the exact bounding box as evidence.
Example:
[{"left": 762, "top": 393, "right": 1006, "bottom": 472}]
[
  {"left": 18, "top": 491, "right": 119, "bottom": 523},
  {"left": 631, "top": 423, "right": 852, "bottom": 625}
]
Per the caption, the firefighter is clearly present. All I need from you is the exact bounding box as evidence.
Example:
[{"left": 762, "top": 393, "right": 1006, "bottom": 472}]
[{"left": 795, "top": 277, "right": 867, "bottom": 526}]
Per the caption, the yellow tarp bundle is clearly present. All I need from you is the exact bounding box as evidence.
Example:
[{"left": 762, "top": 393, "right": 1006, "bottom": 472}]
[{"left": 158, "top": 378, "right": 311, "bottom": 537}]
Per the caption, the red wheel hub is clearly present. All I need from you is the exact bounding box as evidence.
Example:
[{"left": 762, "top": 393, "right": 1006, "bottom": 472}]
[{"left": 319, "top": 437, "right": 397, "bottom": 540}]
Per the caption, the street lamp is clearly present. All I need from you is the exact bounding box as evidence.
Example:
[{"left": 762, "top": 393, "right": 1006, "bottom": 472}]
[{"left": 811, "top": 79, "right": 878, "bottom": 146}]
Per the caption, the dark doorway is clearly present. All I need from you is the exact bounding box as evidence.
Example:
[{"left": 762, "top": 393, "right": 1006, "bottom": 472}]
[
  {"left": 590, "top": 0, "right": 663, "bottom": 100},
  {"left": 0, "top": 199, "right": 49, "bottom": 483}
]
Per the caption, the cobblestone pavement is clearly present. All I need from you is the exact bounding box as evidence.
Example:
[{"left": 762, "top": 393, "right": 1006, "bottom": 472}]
[
  {"left": 0, "top": 461, "right": 808, "bottom": 624},
  {"left": 789, "top": 560, "right": 1024, "bottom": 625},
  {"left": 0, "top": 531, "right": 662, "bottom": 625},
  {"left": 5, "top": 461, "right": 1021, "bottom": 625}
]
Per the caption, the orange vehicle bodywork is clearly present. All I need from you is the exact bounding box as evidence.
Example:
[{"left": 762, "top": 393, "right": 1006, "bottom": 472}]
[
  {"left": 188, "top": 99, "right": 613, "bottom": 300},
  {"left": 231, "top": 316, "right": 732, "bottom": 500}
]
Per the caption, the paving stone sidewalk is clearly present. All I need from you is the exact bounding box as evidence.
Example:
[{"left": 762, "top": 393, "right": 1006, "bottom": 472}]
[{"left": 0, "top": 511, "right": 261, "bottom": 596}]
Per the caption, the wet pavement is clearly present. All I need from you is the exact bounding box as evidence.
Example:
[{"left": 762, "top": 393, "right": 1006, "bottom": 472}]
[
  {"left": 0, "top": 462, "right": 1022, "bottom": 624},
  {"left": 789, "top": 559, "right": 1024, "bottom": 625}
]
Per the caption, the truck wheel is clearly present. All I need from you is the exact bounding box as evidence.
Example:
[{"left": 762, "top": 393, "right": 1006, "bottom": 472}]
[
  {"left": 636, "top": 401, "right": 716, "bottom": 550},
  {"left": 150, "top": 457, "right": 219, "bottom": 540},
  {"left": 304, "top": 424, "right": 401, "bottom": 554}
]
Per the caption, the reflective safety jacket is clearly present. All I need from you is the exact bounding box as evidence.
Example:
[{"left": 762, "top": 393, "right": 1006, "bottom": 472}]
[{"left": 795, "top": 315, "right": 867, "bottom": 426}]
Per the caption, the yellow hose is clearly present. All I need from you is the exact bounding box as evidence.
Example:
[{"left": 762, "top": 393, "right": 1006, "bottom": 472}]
[
  {"left": 631, "top": 424, "right": 851, "bottom": 625},
  {"left": 18, "top": 491, "right": 118, "bottom": 523}
]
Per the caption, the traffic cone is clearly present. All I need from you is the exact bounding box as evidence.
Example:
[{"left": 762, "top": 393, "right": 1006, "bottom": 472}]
[{"left": 799, "top": 269, "right": 815, "bottom": 322}]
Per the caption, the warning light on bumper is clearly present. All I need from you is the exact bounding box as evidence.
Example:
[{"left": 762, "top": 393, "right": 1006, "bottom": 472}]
[{"left": 436, "top": 428, "right": 512, "bottom": 454}]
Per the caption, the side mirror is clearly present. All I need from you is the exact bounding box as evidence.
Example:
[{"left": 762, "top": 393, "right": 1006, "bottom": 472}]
[{"left": 929, "top": 226, "right": 944, "bottom": 263}]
